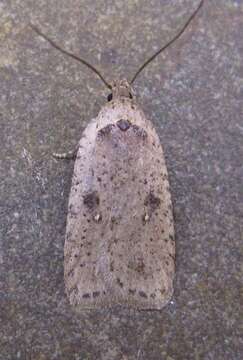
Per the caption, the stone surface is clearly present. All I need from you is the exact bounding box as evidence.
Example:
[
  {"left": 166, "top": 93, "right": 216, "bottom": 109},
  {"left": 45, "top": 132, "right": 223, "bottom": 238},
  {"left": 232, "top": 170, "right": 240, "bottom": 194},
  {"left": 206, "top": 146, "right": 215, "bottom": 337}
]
[{"left": 0, "top": 0, "right": 242, "bottom": 359}]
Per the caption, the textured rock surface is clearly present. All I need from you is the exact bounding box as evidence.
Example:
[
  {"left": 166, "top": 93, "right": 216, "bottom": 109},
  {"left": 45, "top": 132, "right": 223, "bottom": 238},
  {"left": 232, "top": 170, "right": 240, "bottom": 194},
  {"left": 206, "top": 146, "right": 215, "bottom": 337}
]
[{"left": 0, "top": 0, "right": 242, "bottom": 359}]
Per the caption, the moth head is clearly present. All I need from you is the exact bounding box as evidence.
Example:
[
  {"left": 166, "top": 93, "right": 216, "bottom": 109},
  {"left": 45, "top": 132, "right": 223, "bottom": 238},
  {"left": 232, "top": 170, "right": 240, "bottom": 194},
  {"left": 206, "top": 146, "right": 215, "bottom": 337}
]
[{"left": 107, "top": 79, "right": 134, "bottom": 102}]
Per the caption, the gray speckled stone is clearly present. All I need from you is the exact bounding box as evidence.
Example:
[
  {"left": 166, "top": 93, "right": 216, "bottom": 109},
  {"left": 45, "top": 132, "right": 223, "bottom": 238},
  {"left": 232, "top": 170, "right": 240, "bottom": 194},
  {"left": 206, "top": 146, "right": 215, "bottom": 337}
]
[{"left": 0, "top": 0, "right": 242, "bottom": 359}]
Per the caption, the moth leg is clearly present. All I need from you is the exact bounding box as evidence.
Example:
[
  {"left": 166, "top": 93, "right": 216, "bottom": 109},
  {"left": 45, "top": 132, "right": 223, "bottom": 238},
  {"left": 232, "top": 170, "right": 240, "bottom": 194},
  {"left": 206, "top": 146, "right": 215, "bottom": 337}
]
[{"left": 53, "top": 144, "right": 79, "bottom": 160}]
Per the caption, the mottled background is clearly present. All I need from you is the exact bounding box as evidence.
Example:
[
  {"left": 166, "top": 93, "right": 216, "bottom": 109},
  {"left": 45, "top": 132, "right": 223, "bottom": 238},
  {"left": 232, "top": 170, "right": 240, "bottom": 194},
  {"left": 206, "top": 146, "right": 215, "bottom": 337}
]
[{"left": 0, "top": 0, "right": 242, "bottom": 359}]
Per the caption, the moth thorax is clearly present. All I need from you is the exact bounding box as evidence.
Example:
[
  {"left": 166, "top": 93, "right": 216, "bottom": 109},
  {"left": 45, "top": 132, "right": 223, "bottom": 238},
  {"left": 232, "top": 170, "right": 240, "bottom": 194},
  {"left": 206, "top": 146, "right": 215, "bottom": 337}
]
[{"left": 111, "top": 79, "right": 134, "bottom": 100}]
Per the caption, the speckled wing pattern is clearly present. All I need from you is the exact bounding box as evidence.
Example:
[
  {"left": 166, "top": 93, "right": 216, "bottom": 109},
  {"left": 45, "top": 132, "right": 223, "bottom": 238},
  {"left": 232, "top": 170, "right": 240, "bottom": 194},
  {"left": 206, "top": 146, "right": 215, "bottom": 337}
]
[{"left": 64, "top": 98, "right": 175, "bottom": 310}]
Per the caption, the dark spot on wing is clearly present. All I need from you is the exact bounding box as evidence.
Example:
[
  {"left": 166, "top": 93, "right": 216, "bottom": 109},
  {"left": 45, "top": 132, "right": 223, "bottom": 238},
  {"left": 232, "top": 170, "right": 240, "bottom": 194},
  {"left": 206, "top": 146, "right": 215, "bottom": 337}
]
[
  {"left": 131, "top": 124, "right": 147, "bottom": 139},
  {"left": 169, "top": 234, "right": 174, "bottom": 241},
  {"left": 139, "top": 291, "right": 148, "bottom": 298},
  {"left": 67, "top": 269, "right": 74, "bottom": 278},
  {"left": 110, "top": 261, "right": 114, "bottom": 272},
  {"left": 83, "top": 191, "right": 99, "bottom": 210},
  {"left": 144, "top": 191, "right": 161, "bottom": 212},
  {"left": 93, "top": 291, "right": 100, "bottom": 298},
  {"left": 107, "top": 93, "right": 112, "bottom": 102},
  {"left": 117, "top": 277, "right": 124, "bottom": 288},
  {"left": 129, "top": 289, "right": 136, "bottom": 295},
  {"left": 83, "top": 293, "right": 91, "bottom": 299},
  {"left": 97, "top": 124, "right": 115, "bottom": 139},
  {"left": 117, "top": 119, "right": 131, "bottom": 131}
]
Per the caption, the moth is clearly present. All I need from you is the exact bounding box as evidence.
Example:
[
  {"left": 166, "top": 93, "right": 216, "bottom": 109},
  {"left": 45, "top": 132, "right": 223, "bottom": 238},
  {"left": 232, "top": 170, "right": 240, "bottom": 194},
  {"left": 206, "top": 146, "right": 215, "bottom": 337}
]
[{"left": 31, "top": 0, "right": 203, "bottom": 310}]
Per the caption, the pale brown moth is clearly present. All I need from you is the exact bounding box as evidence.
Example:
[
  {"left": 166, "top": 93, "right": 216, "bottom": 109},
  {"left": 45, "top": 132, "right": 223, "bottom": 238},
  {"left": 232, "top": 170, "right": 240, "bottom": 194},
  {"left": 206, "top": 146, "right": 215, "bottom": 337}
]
[{"left": 31, "top": 0, "right": 203, "bottom": 310}]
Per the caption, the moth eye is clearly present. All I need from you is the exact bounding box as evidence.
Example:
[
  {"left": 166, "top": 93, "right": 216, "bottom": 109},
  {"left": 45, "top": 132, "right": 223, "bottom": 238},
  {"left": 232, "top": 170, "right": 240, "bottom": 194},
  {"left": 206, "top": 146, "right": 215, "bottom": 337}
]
[
  {"left": 107, "top": 93, "right": 113, "bottom": 102},
  {"left": 129, "top": 92, "right": 133, "bottom": 99}
]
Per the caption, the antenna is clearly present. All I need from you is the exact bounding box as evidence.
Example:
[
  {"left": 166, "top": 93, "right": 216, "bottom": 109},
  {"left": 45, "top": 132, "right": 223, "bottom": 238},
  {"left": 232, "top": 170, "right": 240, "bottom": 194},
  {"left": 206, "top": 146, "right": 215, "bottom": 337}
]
[
  {"left": 30, "top": 23, "right": 112, "bottom": 89},
  {"left": 130, "top": 0, "right": 204, "bottom": 84},
  {"left": 30, "top": 0, "right": 204, "bottom": 90}
]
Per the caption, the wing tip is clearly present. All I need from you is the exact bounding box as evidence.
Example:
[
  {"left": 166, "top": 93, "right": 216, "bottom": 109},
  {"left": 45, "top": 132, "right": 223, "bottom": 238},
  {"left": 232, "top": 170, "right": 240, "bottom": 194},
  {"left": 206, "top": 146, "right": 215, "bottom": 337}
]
[{"left": 67, "top": 286, "right": 174, "bottom": 311}]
